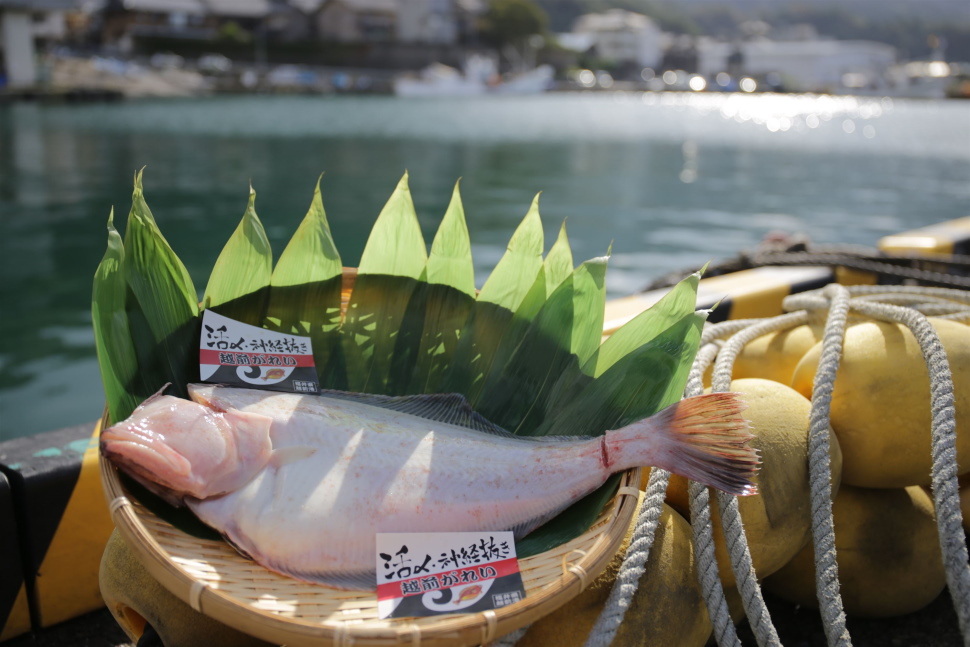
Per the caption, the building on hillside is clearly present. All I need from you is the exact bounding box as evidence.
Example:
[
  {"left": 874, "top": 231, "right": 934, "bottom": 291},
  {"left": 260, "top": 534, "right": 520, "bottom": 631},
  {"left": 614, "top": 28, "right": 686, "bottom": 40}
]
[
  {"left": 316, "top": 0, "right": 396, "bottom": 42},
  {"left": 451, "top": 0, "right": 482, "bottom": 45},
  {"left": 99, "top": 0, "right": 280, "bottom": 52},
  {"left": 274, "top": 0, "right": 320, "bottom": 40},
  {"left": 398, "top": 0, "right": 456, "bottom": 44},
  {"left": 697, "top": 37, "right": 897, "bottom": 93},
  {"left": 315, "top": 0, "right": 476, "bottom": 45},
  {"left": 571, "top": 9, "right": 662, "bottom": 70},
  {"left": 205, "top": 0, "right": 272, "bottom": 24},
  {"left": 100, "top": 0, "right": 208, "bottom": 46}
]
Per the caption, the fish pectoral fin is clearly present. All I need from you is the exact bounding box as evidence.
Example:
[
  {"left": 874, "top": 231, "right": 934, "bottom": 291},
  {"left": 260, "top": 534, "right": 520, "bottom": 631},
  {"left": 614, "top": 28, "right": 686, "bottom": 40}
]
[{"left": 269, "top": 445, "right": 317, "bottom": 468}]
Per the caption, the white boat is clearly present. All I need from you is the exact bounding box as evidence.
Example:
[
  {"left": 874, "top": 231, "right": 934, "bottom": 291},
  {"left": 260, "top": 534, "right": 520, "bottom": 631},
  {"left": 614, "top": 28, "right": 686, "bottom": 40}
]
[
  {"left": 393, "top": 61, "right": 489, "bottom": 97},
  {"left": 492, "top": 64, "right": 555, "bottom": 95},
  {"left": 393, "top": 55, "right": 552, "bottom": 97}
]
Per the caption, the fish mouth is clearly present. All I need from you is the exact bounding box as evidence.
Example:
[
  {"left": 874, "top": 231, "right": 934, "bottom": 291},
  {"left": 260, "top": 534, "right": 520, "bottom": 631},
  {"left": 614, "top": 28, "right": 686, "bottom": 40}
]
[{"left": 100, "top": 425, "right": 194, "bottom": 494}]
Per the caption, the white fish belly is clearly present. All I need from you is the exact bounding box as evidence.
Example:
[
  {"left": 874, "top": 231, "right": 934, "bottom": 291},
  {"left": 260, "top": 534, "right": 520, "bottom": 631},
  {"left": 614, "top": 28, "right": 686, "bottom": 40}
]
[{"left": 187, "top": 388, "right": 611, "bottom": 584}]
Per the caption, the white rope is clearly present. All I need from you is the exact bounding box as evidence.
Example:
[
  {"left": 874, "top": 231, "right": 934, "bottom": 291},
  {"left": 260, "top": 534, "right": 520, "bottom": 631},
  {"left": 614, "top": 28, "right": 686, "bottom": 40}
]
[
  {"left": 687, "top": 341, "right": 742, "bottom": 647},
  {"left": 710, "top": 316, "right": 795, "bottom": 647},
  {"left": 569, "top": 282, "right": 969, "bottom": 647},
  {"left": 800, "top": 284, "right": 851, "bottom": 647},
  {"left": 691, "top": 479, "right": 740, "bottom": 647},
  {"left": 582, "top": 466, "right": 670, "bottom": 647},
  {"left": 848, "top": 298, "right": 970, "bottom": 640},
  {"left": 844, "top": 284, "right": 970, "bottom": 304},
  {"left": 785, "top": 284, "right": 970, "bottom": 645}
]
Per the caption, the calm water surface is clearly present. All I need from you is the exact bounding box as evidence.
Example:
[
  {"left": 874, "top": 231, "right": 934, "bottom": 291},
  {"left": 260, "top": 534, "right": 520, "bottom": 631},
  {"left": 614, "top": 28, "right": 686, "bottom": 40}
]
[{"left": 1, "top": 93, "right": 968, "bottom": 439}]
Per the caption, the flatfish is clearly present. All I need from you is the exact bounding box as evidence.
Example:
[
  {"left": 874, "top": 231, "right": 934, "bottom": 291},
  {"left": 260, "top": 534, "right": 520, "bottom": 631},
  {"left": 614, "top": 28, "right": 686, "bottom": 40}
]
[{"left": 101, "top": 384, "right": 758, "bottom": 590}]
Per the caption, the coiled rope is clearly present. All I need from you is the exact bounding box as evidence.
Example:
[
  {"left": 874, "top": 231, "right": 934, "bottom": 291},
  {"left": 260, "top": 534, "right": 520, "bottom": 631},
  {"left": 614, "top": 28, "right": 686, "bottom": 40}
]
[{"left": 572, "top": 284, "right": 970, "bottom": 647}]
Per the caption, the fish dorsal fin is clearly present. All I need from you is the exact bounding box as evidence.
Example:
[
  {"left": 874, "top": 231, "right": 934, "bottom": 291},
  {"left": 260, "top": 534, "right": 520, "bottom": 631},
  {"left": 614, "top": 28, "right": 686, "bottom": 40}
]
[{"left": 317, "top": 390, "right": 516, "bottom": 437}]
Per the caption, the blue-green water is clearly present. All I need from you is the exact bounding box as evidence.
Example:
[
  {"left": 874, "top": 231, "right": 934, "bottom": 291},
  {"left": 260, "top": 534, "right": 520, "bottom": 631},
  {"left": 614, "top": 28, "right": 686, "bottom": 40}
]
[{"left": 1, "top": 93, "right": 968, "bottom": 440}]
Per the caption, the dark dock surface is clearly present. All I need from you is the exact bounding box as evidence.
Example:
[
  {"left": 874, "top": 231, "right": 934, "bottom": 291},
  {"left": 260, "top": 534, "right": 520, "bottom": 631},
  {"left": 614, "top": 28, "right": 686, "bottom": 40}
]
[{"left": 3, "top": 587, "right": 963, "bottom": 646}]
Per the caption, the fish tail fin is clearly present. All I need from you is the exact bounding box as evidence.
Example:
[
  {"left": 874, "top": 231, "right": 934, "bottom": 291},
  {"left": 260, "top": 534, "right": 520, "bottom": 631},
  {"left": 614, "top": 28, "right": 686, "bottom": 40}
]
[{"left": 609, "top": 392, "right": 759, "bottom": 496}]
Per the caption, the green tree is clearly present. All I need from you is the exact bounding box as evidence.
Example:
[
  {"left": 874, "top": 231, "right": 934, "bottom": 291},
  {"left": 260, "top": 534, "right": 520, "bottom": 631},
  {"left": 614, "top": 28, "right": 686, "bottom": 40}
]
[{"left": 480, "top": 0, "right": 550, "bottom": 50}]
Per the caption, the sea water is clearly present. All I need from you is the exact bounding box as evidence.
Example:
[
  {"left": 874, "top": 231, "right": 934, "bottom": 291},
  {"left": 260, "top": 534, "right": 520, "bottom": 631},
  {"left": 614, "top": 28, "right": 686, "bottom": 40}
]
[{"left": 1, "top": 92, "right": 968, "bottom": 439}]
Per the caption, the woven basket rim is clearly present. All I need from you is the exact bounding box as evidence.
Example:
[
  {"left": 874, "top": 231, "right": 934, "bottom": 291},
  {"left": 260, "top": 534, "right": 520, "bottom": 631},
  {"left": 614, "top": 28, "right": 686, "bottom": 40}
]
[{"left": 98, "top": 415, "right": 641, "bottom": 647}]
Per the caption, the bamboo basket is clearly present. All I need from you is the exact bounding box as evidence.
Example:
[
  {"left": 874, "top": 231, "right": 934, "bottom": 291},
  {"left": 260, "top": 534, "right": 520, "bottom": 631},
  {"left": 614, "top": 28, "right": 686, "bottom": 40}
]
[
  {"left": 98, "top": 267, "right": 642, "bottom": 645},
  {"left": 100, "top": 442, "right": 640, "bottom": 647}
]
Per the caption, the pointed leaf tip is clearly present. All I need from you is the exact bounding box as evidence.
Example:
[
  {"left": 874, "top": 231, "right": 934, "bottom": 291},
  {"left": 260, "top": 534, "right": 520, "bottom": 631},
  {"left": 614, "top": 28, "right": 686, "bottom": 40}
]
[{"left": 358, "top": 173, "right": 426, "bottom": 278}]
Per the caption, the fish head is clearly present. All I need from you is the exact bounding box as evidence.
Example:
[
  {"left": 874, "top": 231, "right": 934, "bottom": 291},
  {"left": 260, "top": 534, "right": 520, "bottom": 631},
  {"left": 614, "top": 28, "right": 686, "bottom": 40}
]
[{"left": 100, "top": 392, "right": 273, "bottom": 501}]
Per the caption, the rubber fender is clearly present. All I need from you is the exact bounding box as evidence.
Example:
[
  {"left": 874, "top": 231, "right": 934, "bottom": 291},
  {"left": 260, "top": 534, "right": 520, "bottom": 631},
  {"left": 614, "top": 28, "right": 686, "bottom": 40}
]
[
  {"left": 0, "top": 471, "right": 30, "bottom": 642},
  {"left": 0, "top": 422, "right": 113, "bottom": 628},
  {"left": 879, "top": 215, "right": 970, "bottom": 256}
]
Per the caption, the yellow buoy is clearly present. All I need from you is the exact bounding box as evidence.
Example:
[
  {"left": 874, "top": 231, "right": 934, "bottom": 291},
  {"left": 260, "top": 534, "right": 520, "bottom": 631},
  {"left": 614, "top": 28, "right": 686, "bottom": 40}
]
[
  {"left": 763, "top": 484, "right": 946, "bottom": 618},
  {"left": 790, "top": 317, "right": 970, "bottom": 488},
  {"left": 519, "top": 502, "right": 712, "bottom": 647},
  {"left": 728, "top": 319, "right": 827, "bottom": 385},
  {"left": 658, "top": 378, "right": 843, "bottom": 587}
]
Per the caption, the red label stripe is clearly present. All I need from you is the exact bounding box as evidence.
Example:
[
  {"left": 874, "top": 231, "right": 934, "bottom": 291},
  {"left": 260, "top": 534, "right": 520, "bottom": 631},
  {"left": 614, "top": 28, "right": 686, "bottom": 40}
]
[
  {"left": 200, "top": 349, "right": 316, "bottom": 367},
  {"left": 376, "top": 557, "right": 521, "bottom": 600}
]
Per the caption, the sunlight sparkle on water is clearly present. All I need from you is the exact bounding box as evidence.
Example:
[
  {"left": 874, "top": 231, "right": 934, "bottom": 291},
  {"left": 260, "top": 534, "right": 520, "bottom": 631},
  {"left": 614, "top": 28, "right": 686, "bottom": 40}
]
[{"left": 706, "top": 92, "right": 892, "bottom": 137}]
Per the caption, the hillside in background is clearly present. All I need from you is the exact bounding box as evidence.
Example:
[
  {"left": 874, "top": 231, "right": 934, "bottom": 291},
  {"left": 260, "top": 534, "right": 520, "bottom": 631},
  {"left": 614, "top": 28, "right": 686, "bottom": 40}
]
[{"left": 538, "top": 0, "right": 970, "bottom": 61}]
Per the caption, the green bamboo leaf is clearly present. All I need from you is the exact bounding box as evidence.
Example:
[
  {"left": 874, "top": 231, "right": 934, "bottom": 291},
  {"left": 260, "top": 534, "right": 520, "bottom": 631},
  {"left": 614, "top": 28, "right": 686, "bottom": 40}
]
[
  {"left": 509, "top": 267, "right": 548, "bottom": 325},
  {"left": 266, "top": 176, "right": 345, "bottom": 388},
  {"left": 475, "top": 261, "right": 552, "bottom": 393},
  {"left": 424, "top": 181, "right": 475, "bottom": 297},
  {"left": 343, "top": 173, "right": 428, "bottom": 393},
  {"left": 122, "top": 169, "right": 199, "bottom": 399},
  {"left": 477, "top": 194, "right": 544, "bottom": 309},
  {"left": 517, "top": 475, "right": 621, "bottom": 558},
  {"left": 357, "top": 172, "right": 428, "bottom": 278},
  {"left": 477, "top": 257, "right": 608, "bottom": 433},
  {"left": 509, "top": 222, "right": 572, "bottom": 324},
  {"left": 653, "top": 309, "right": 707, "bottom": 411},
  {"left": 400, "top": 183, "right": 476, "bottom": 393},
  {"left": 566, "top": 254, "right": 607, "bottom": 365},
  {"left": 588, "top": 269, "right": 702, "bottom": 378},
  {"left": 543, "top": 221, "right": 573, "bottom": 296},
  {"left": 268, "top": 176, "right": 342, "bottom": 298},
  {"left": 534, "top": 312, "right": 706, "bottom": 437},
  {"left": 528, "top": 271, "right": 703, "bottom": 429},
  {"left": 389, "top": 282, "right": 475, "bottom": 395},
  {"left": 202, "top": 185, "right": 273, "bottom": 325},
  {"left": 440, "top": 197, "right": 545, "bottom": 402},
  {"left": 443, "top": 216, "right": 567, "bottom": 400},
  {"left": 92, "top": 208, "right": 142, "bottom": 422}
]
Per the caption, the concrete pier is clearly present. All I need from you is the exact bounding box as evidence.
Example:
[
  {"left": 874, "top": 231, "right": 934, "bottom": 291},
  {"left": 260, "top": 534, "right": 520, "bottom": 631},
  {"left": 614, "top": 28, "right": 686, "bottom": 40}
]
[{"left": 1, "top": 10, "right": 36, "bottom": 87}]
